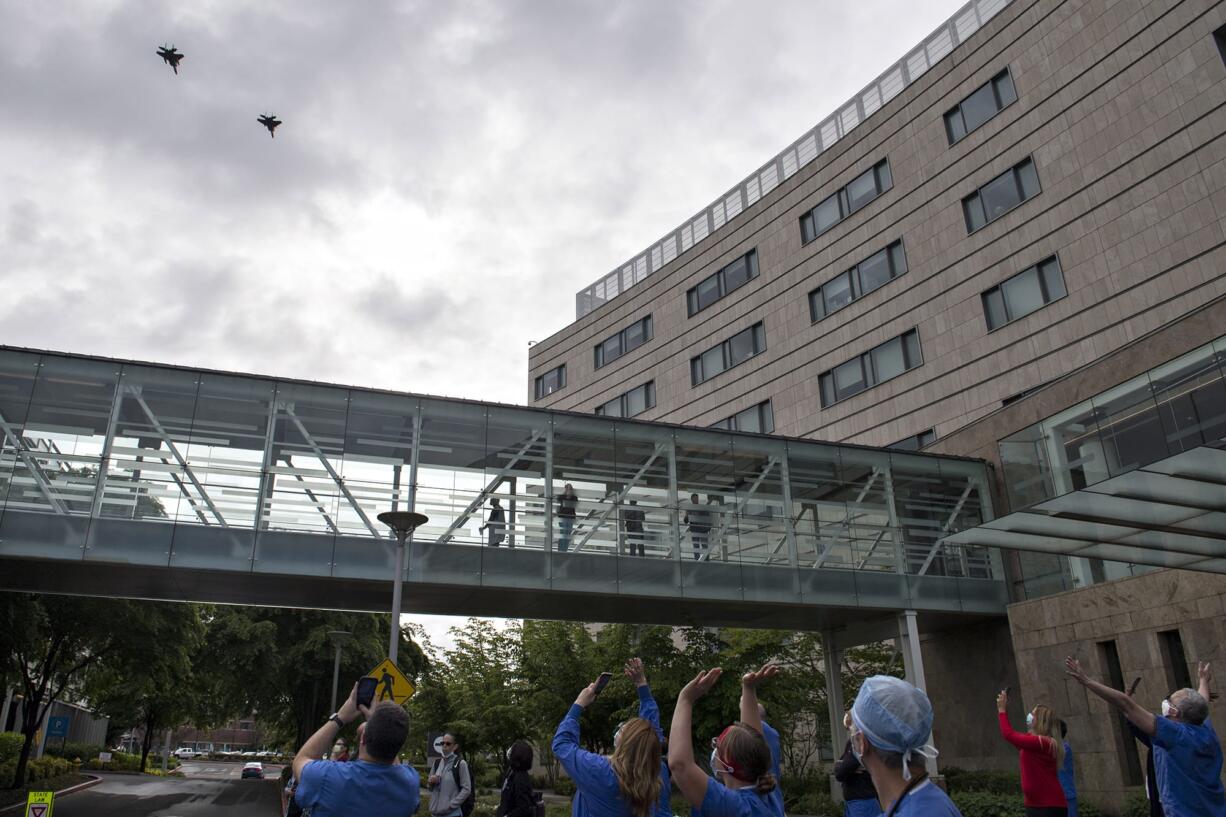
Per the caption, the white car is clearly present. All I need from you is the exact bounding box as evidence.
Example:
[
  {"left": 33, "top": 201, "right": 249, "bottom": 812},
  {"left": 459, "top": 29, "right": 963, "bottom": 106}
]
[
  {"left": 241, "top": 761, "right": 264, "bottom": 780},
  {"left": 172, "top": 747, "right": 198, "bottom": 760}
]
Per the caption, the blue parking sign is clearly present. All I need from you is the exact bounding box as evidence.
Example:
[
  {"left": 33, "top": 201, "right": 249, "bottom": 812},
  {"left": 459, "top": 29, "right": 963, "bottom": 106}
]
[{"left": 46, "top": 717, "right": 69, "bottom": 739}]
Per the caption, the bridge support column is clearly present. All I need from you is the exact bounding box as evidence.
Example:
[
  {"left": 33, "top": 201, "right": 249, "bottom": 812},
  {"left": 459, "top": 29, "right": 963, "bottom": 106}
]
[
  {"left": 822, "top": 629, "right": 845, "bottom": 764},
  {"left": 896, "top": 609, "right": 938, "bottom": 776}
]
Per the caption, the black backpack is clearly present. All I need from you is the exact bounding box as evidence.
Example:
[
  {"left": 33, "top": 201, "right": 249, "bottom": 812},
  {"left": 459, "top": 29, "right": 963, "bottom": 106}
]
[{"left": 451, "top": 757, "right": 476, "bottom": 817}]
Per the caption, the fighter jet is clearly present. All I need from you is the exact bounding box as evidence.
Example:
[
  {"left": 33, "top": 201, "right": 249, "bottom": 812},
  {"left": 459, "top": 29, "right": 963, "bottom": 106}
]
[
  {"left": 156, "top": 45, "right": 184, "bottom": 74},
  {"left": 257, "top": 113, "right": 282, "bottom": 138}
]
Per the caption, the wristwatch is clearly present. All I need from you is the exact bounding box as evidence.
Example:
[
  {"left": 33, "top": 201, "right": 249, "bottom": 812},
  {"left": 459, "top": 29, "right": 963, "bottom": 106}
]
[{"left": 327, "top": 713, "right": 346, "bottom": 728}]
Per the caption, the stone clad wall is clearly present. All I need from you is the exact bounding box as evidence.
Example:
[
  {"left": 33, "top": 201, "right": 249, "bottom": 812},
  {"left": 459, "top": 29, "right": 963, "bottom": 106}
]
[{"left": 1007, "top": 569, "right": 1226, "bottom": 813}]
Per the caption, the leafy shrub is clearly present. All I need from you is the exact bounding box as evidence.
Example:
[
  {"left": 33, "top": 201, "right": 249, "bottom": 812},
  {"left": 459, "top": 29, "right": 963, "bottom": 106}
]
[
  {"left": 552, "top": 778, "right": 576, "bottom": 796},
  {"left": 1076, "top": 800, "right": 1102, "bottom": 817},
  {"left": 781, "top": 768, "right": 830, "bottom": 812},
  {"left": 787, "top": 791, "right": 841, "bottom": 816},
  {"left": 25, "top": 757, "right": 76, "bottom": 782},
  {"left": 0, "top": 732, "right": 25, "bottom": 763},
  {"left": 80, "top": 750, "right": 175, "bottom": 772},
  {"left": 942, "top": 766, "right": 1022, "bottom": 795},
  {"left": 44, "top": 741, "right": 103, "bottom": 761},
  {"left": 949, "top": 791, "right": 1025, "bottom": 817},
  {"left": 1122, "top": 792, "right": 1152, "bottom": 817},
  {"left": 477, "top": 767, "right": 502, "bottom": 789},
  {"left": 543, "top": 804, "right": 570, "bottom": 817}
]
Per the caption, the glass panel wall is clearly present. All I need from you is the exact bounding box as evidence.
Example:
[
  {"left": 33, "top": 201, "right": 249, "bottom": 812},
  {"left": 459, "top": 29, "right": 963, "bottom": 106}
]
[
  {"left": 0, "top": 348, "right": 1005, "bottom": 615},
  {"left": 999, "top": 334, "right": 1226, "bottom": 511}
]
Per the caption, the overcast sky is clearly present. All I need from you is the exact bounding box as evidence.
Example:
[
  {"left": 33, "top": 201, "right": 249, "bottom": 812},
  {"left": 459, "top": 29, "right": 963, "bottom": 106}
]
[{"left": 1, "top": 0, "right": 961, "bottom": 647}]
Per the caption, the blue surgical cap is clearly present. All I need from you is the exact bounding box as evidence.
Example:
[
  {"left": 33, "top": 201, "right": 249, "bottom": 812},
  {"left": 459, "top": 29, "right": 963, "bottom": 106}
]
[{"left": 850, "top": 675, "right": 938, "bottom": 780}]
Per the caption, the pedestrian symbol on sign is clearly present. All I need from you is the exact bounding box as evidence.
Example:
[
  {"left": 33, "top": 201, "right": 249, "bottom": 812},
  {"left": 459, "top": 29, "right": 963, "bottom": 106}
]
[{"left": 364, "top": 658, "right": 415, "bottom": 705}]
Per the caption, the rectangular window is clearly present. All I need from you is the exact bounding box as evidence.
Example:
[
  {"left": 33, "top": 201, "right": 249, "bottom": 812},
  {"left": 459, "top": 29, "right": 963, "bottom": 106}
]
[
  {"left": 889, "top": 429, "right": 936, "bottom": 451},
  {"left": 712, "top": 400, "right": 775, "bottom": 434},
  {"left": 594, "top": 381, "right": 655, "bottom": 418},
  {"left": 687, "top": 250, "right": 760, "bottom": 316},
  {"left": 809, "top": 240, "right": 908, "bottom": 323},
  {"left": 945, "top": 69, "right": 1017, "bottom": 145},
  {"left": 982, "top": 256, "right": 1066, "bottom": 330},
  {"left": 818, "top": 329, "right": 922, "bottom": 407},
  {"left": 692, "top": 322, "right": 767, "bottom": 386},
  {"left": 963, "top": 157, "right": 1040, "bottom": 232},
  {"left": 1097, "top": 640, "right": 1144, "bottom": 786},
  {"left": 800, "top": 159, "right": 892, "bottom": 244},
  {"left": 594, "top": 315, "right": 653, "bottom": 368},
  {"left": 1159, "top": 629, "right": 1193, "bottom": 691},
  {"left": 534, "top": 365, "right": 566, "bottom": 400}
]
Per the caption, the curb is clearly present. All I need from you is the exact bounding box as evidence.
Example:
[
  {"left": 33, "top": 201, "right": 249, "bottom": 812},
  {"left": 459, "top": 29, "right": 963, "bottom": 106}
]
[{"left": 0, "top": 773, "right": 102, "bottom": 815}]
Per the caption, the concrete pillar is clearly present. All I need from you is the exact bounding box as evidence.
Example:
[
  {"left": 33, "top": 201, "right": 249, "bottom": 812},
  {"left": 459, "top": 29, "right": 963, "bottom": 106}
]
[
  {"left": 897, "top": 609, "right": 938, "bottom": 776},
  {"left": 822, "top": 630, "right": 845, "bottom": 760},
  {"left": 0, "top": 687, "right": 12, "bottom": 732}
]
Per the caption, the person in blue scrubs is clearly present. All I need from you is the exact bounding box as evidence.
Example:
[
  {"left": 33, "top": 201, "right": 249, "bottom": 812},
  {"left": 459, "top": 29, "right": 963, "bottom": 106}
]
[
  {"left": 668, "top": 663, "right": 784, "bottom": 817},
  {"left": 848, "top": 675, "right": 962, "bottom": 817},
  {"left": 1065, "top": 657, "right": 1225, "bottom": 817},
  {"left": 757, "top": 704, "right": 785, "bottom": 816},
  {"left": 1057, "top": 721, "right": 1077, "bottom": 817},
  {"left": 552, "top": 658, "right": 671, "bottom": 817}
]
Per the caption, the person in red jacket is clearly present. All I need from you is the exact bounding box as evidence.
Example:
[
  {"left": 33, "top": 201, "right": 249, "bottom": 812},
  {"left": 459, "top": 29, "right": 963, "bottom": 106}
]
[{"left": 997, "top": 689, "right": 1067, "bottom": 817}]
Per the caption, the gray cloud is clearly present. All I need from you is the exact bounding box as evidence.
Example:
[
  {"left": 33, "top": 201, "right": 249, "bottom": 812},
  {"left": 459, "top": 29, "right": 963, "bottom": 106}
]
[{"left": 0, "top": 0, "right": 961, "bottom": 405}]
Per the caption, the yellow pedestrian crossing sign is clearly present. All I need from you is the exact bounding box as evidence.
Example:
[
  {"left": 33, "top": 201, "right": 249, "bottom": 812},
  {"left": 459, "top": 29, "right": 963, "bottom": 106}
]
[
  {"left": 25, "top": 790, "right": 54, "bottom": 817},
  {"left": 366, "top": 658, "right": 415, "bottom": 705}
]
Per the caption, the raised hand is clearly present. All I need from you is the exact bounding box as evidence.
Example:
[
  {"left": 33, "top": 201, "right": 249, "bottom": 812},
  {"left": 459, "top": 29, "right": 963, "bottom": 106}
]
[
  {"left": 1198, "top": 661, "right": 1212, "bottom": 686},
  {"left": 741, "top": 663, "right": 780, "bottom": 689},
  {"left": 680, "top": 668, "right": 722, "bottom": 703},
  {"left": 1064, "top": 656, "right": 1089, "bottom": 685},
  {"left": 575, "top": 682, "right": 599, "bottom": 708},
  {"left": 996, "top": 689, "right": 1008, "bottom": 713},
  {"left": 624, "top": 657, "right": 647, "bottom": 687}
]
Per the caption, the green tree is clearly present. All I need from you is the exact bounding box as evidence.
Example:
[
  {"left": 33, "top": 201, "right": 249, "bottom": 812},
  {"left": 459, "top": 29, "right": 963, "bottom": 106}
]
[
  {"left": 192, "top": 607, "right": 427, "bottom": 749},
  {"left": 0, "top": 594, "right": 168, "bottom": 788},
  {"left": 439, "top": 619, "right": 527, "bottom": 774},
  {"left": 85, "top": 602, "right": 205, "bottom": 771}
]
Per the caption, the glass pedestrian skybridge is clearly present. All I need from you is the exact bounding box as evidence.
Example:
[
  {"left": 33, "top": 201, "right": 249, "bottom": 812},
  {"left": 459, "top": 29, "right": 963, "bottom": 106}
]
[{"left": 0, "top": 347, "right": 1007, "bottom": 630}]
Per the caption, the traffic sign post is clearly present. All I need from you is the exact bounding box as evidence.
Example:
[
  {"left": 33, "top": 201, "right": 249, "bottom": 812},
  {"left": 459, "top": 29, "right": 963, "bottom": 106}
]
[
  {"left": 46, "top": 717, "right": 69, "bottom": 739},
  {"left": 365, "top": 658, "right": 415, "bottom": 705},
  {"left": 25, "top": 790, "right": 54, "bottom": 817}
]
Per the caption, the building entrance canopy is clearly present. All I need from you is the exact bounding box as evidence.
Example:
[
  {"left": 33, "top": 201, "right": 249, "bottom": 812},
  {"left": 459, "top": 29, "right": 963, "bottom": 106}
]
[
  {"left": 947, "top": 336, "right": 1226, "bottom": 574},
  {"left": 944, "top": 443, "right": 1226, "bottom": 573},
  {"left": 0, "top": 346, "right": 1005, "bottom": 630}
]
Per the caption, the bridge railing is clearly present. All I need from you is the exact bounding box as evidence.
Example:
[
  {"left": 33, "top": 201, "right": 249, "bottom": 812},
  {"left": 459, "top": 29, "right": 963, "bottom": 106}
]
[{"left": 0, "top": 347, "right": 1006, "bottom": 612}]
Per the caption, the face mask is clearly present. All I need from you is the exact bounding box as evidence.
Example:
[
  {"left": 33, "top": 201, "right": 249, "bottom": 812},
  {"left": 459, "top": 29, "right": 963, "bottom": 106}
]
[
  {"left": 849, "top": 731, "right": 864, "bottom": 763},
  {"left": 1025, "top": 712, "right": 1035, "bottom": 728},
  {"left": 1161, "top": 699, "right": 1174, "bottom": 718}
]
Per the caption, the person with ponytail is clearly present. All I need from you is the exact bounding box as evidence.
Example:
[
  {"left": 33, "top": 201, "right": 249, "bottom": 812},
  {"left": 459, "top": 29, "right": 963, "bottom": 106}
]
[
  {"left": 668, "top": 663, "right": 783, "bottom": 817},
  {"left": 552, "top": 658, "right": 670, "bottom": 817},
  {"left": 996, "top": 689, "right": 1068, "bottom": 817}
]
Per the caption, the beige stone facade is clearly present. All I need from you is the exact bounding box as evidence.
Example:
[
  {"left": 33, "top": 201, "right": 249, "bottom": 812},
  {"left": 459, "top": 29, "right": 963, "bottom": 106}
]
[
  {"left": 528, "top": 0, "right": 1226, "bottom": 451},
  {"left": 1006, "top": 569, "right": 1226, "bottom": 812}
]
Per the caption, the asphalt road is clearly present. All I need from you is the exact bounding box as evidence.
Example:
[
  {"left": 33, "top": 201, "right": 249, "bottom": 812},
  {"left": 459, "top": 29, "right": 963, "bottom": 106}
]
[{"left": 53, "top": 767, "right": 283, "bottom": 817}]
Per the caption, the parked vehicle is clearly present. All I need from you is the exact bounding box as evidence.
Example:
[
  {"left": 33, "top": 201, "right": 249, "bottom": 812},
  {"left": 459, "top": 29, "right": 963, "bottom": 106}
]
[
  {"left": 241, "top": 761, "right": 264, "bottom": 779},
  {"left": 173, "top": 747, "right": 198, "bottom": 760}
]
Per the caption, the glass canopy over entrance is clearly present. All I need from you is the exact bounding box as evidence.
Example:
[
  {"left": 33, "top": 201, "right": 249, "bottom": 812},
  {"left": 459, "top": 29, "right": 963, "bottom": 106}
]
[
  {"left": 0, "top": 346, "right": 1005, "bottom": 629},
  {"left": 946, "top": 336, "right": 1226, "bottom": 575}
]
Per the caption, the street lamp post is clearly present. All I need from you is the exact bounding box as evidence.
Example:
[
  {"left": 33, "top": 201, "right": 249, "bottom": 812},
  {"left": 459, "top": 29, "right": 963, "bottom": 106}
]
[
  {"left": 376, "top": 511, "right": 428, "bottom": 666},
  {"left": 328, "top": 630, "right": 353, "bottom": 713}
]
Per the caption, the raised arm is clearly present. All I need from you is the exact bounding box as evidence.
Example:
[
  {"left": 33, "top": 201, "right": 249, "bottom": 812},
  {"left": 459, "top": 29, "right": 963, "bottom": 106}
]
[
  {"left": 739, "top": 663, "right": 779, "bottom": 734},
  {"left": 1198, "top": 661, "right": 1212, "bottom": 703},
  {"left": 551, "top": 681, "right": 609, "bottom": 790},
  {"left": 668, "top": 668, "right": 723, "bottom": 808},
  {"left": 625, "top": 658, "right": 663, "bottom": 740},
  {"left": 1065, "top": 657, "right": 1156, "bottom": 736}
]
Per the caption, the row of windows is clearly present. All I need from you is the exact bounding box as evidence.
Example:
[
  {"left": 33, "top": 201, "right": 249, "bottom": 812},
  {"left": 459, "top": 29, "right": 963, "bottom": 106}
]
[
  {"left": 964, "top": 157, "right": 1040, "bottom": 232},
  {"left": 687, "top": 250, "right": 760, "bottom": 316},
  {"left": 800, "top": 159, "right": 893, "bottom": 244},
  {"left": 819, "top": 329, "right": 923, "bottom": 408},
  {"left": 945, "top": 69, "right": 1017, "bottom": 145},
  {"left": 534, "top": 365, "right": 565, "bottom": 400},
  {"left": 809, "top": 240, "right": 908, "bottom": 323},
  {"left": 889, "top": 428, "right": 936, "bottom": 451},
  {"left": 710, "top": 400, "right": 775, "bottom": 434},
  {"left": 983, "top": 256, "right": 1066, "bottom": 330},
  {"left": 595, "top": 315, "right": 653, "bottom": 369},
  {"left": 691, "top": 322, "right": 767, "bottom": 386},
  {"left": 594, "top": 381, "right": 656, "bottom": 418}
]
